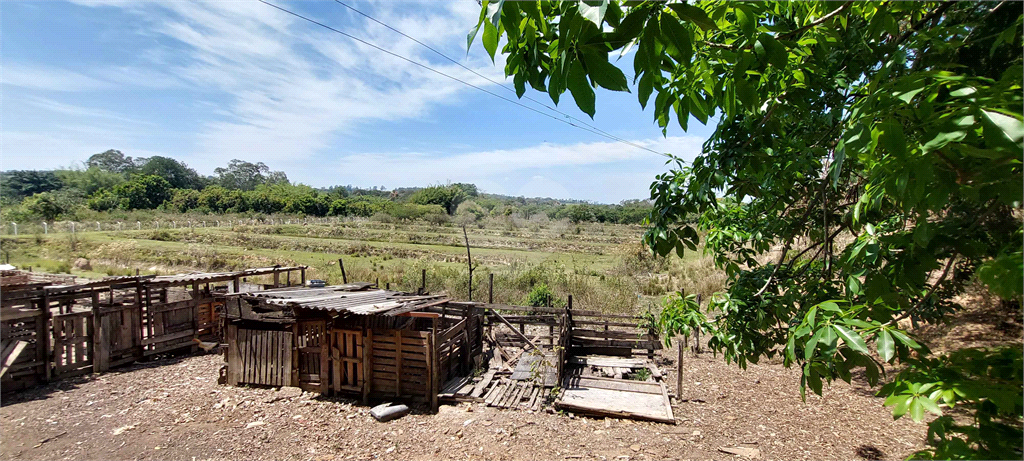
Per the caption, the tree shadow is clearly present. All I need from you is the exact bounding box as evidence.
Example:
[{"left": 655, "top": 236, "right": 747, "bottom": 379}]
[{"left": 855, "top": 444, "right": 886, "bottom": 460}]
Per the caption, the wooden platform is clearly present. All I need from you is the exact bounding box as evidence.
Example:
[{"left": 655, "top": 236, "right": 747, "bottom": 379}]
[
  {"left": 510, "top": 351, "right": 557, "bottom": 385},
  {"left": 555, "top": 375, "right": 674, "bottom": 424}
]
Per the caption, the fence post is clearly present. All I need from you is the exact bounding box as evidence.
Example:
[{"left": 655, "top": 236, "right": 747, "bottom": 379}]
[
  {"left": 421, "top": 269, "right": 426, "bottom": 295},
  {"left": 11, "top": 222, "right": 16, "bottom": 235},
  {"left": 338, "top": 258, "right": 347, "bottom": 284},
  {"left": 43, "top": 222, "right": 48, "bottom": 234},
  {"left": 488, "top": 273, "right": 494, "bottom": 304},
  {"left": 41, "top": 289, "right": 52, "bottom": 382}
]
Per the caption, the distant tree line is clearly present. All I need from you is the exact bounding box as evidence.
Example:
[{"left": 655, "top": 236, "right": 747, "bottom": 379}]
[{"left": 1, "top": 150, "right": 653, "bottom": 225}]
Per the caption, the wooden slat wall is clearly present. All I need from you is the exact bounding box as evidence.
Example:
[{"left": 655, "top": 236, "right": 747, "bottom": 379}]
[
  {"left": 51, "top": 312, "right": 93, "bottom": 378},
  {"left": 370, "top": 329, "right": 430, "bottom": 401},
  {"left": 233, "top": 327, "right": 293, "bottom": 387}
]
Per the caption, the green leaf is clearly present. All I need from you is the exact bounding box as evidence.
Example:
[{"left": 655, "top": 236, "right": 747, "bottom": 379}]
[
  {"left": 755, "top": 33, "right": 787, "bottom": 68},
  {"left": 891, "top": 395, "right": 911, "bottom": 419},
  {"left": 889, "top": 329, "right": 921, "bottom": 349},
  {"left": 878, "top": 120, "right": 907, "bottom": 156},
  {"left": 567, "top": 59, "right": 596, "bottom": 118},
  {"left": 877, "top": 329, "right": 895, "bottom": 362},
  {"left": 918, "top": 396, "right": 943, "bottom": 416},
  {"left": 660, "top": 14, "right": 693, "bottom": 64},
  {"left": 834, "top": 324, "right": 869, "bottom": 354},
  {"left": 466, "top": 2, "right": 488, "bottom": 53},
  {"left": 637, "top": 72, "right": 654, "bottom": 109},
  {"left": 513, "top": 71, "right": 527, "bottom": 98},
  {"left": 667, "top": 3, "right": 718, "bottom": 31},
  {"left": 977, "top": 251, "right": 1024, "bottom": 300},
  {"left": 909, "top": 397, "right": 925, "bottom": 422},
  {"left": 578, "top": 0, "right": 608, "bottom": 26},
  {"left": 980, "top": 109, "right": 1024, "bottom": 149},
  {"left": 820, "top": 326, "right": 838, "bottom": 349},
  {"left": 735, "top": 7, "right": 755, "bottom": 36},
  {"left": 582, "top": 52, "right": 629, "bottom": 92},
  {"left": 482, "top": 21, "right": 499, "bottom": 62}
]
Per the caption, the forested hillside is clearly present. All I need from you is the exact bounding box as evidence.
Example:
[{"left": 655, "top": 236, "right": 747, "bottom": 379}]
[{"left": 1, "top": 149, "right": 653, "bottom": 226}]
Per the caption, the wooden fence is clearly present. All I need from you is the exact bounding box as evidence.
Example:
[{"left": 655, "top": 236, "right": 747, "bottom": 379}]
[{"left": 2, "top": 291, "right": 222, "bottom": 392}]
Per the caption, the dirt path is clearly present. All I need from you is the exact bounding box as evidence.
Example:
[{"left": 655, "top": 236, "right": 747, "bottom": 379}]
[{"left": 1, "top": 346, "right": 926, "bottom": 461}]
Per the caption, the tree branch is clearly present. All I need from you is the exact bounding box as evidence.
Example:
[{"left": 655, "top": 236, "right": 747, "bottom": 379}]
[{"left": 778, "top": 2, "right": 855, "bottom": 41}]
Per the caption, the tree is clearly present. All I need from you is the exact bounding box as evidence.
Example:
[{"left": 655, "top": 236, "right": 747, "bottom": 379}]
[
  {"left": 86, "top": 149, "right": 138, "bottom": 174},
  {"left": 22, "top": 192, "right": 67, "bottom": 221},
  {"left": 476, "top": 2, "right": 1022, "bottom": 458},
  {"left": 0, "top": 170, "right": 63, "bottom": 202},
  {"left": 55, "top": 167, "right": 126, "bottom": 196},
  {"left": 408, "top": 184, "right": 469, "bottom": 214},
  {"left": 139, "top": 156, "right": 206, "bottom": 190},
  {"left": 214, "top": 159, "right": 289, "bottom": 191},
  {"left": 89, "top": 175, "right": 171, "bottom": 211}
]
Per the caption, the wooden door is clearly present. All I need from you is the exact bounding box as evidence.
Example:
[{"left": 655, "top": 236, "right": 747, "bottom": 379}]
[
  {"left": 52, "top": 312, "right": 93, "bottom": 378},
  {"left": 331, "top": 329, "right": 363, "bottom": 393},
  {"left": 296, "top": 320, "right": 328, "bottom": 392}
]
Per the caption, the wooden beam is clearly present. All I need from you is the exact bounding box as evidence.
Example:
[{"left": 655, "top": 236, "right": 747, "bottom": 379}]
[
  {"left": 490, "top": 310, "right": 540, "bottom": 352},
  {"left": 396, "top": 311, "right": 440, "bottom": 319}
]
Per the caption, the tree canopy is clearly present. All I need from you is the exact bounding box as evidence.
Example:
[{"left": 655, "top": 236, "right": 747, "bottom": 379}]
[
  {"left": 214, "top": 159, "right": 289, "bottom": 191},
  {"left": 474, "top": 1, "right": 1022, "bottom": 458}
]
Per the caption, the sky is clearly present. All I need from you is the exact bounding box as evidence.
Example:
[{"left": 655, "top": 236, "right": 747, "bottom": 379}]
[{"left": 1, "top": 0, "right": 717, "bottom": 204}]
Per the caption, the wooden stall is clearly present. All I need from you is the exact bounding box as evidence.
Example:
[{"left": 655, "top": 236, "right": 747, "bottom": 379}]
[
  {"left": 1, "top": 266, "right": 305, "bottom": 393},
  {"left": 221, "top": 284, "right": 479, "bottom": 411}
]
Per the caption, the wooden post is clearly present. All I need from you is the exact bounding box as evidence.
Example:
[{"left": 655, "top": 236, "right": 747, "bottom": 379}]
[
  {"left": 41, "top": 289, "right": 52, "bottom": 382},
  {"left": 489, "top": 273, "right": 494, "bottom": 304},
  {"left": 92, "top": 291, "right": 107, "bottom": 373},
  {"left": 362, "top": 324, "right": 373, "bottom": 404},
  {"left": 677, "top": 338, "right": 684, "bottom": 398},
  {"left": 233, "top": 276, "right": 240, "bottom": 294},
  {"left": 273, "top": 270, "right": 280, "bottom": 288},
  {"left": 420, "top": 269, "right": 426, "bottom": 295},
  {"left": 286, "top": 270, "right": 291, "bottom": 287},
  {"left": 386, "top": 282, "right": 390, "bottom": 290},
  {"left": 226, "top": 323, "right": 240, "bottom": 385},
  {"left": 463, "top": 226, "right": 473, "bottom": 301},
  {"left": 300, "top": 267, "right": 306, "bottom": 286},
  {"left": 133, "top": 280, "right": 143, "bottom": 359},
  {"left": 430, "top": 316, "right": 439, "bottom": 412},
  {"left": 338, "top": 259, "right": 348, "bottom": 284},
  {"left": 192, "top": 283, "right": 200, "bottom": 340}
]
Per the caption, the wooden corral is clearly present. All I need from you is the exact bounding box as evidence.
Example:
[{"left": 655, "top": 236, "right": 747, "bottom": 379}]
[
  {"left": 221, "top": 285, "right": 480, "bottom": 411},
  {"left": 0, "top": 266, "right": 306, "bottom": 392}
]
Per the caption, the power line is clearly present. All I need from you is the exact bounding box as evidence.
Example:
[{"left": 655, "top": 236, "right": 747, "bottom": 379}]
[
  {"left": 332, "top": 0, "right": 647, "bottom": 149},
  {"left": 256, "top": 0, "right": 669, "bottom": 158}
]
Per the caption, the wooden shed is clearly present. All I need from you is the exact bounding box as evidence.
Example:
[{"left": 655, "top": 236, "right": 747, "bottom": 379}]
[{"left": 222, "top": 284, "right": 482, "bottom": 410}]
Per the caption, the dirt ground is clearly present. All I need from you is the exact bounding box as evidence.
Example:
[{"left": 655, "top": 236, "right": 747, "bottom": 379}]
[{"left": 1, "top": 342, "right": 928, "bottom": 461}]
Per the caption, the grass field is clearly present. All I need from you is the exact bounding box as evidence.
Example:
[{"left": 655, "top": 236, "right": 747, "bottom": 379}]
[{"left": 0, "top": 217, "right": 726, "bottom": 314}]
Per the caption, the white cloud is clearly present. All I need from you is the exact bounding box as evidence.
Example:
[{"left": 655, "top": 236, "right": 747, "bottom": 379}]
[
  {"left": 63, "top": 0, "right": 509, "bottom": 167},
  {"left": 330, "top": 136, "right": 702, "bottom": 181},
  {"left": 2, "top": 64, "right": 110, "bottom": 92}
]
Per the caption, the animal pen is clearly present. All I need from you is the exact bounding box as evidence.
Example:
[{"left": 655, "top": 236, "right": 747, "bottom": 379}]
[
  {"left": 0, "top": 266, "right": 306, "bottom": 392},
  {"left": 3, "top": 265, "right": 676, "bottom": 423},
  {"left": 220, "top": 282, "right": 674, "bottom": 422}
]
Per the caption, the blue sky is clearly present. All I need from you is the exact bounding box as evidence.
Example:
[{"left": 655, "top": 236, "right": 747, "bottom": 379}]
[{"left": 1, "top": 0, "right": 716, "bottom": 203}]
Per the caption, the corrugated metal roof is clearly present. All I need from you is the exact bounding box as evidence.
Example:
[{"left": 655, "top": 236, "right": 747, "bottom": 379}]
[{"left": 246, "top": 286, "right": 446, "bottom": 315}]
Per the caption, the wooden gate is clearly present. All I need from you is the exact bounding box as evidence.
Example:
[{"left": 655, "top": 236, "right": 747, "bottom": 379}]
[
  {"left": 96, "top": 305, "right": 141, "bottom": 370},
  {"left": 296, "top": 320, "right": 328, "bottom": 392},
  {"left": 330, "top": 329, "right": 363, "bottom": 393},
  {"left": 52, "top": 312, "right": 93, "bottom": 378},
  {"left": 227, "top": 326, "right": 293, "bottom": 387}
]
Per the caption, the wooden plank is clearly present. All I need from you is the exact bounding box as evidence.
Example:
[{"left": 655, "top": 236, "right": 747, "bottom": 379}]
[
  {"left": 0, "top": 341, "right": 29, "bottom": 379},
  {"left": 471, "top": 369, "right": 496, "bottom": 398},
  {"left": 394, "top": 330, "right": 402, "bottom": 397},
  {"left": 571, "top": 329, "right": 656, "bottom": 340},
  {"left": 564, "top": 375, "right": 664, "bottom": 394},
  {"left": 568, "top": 356, "right": 645, "bottom": 368},
  {"left": 363, "top": 328, "right": 372, "bottom": 403},
  {"left": 141, "top": 329, "right": 196, "bottom": 346},
  {"left": 527, "top": 385, "right": 542, "bottom": 410},
  {"left": 571, "top": 337, "right": 662, "bottom": 350},
  {"left": 556, "top": 385, "right": 674, "bottom": 424},
  {"left": 491, "top": 311, "right": 540, "bottom": 352},
  {"left": 486, "top": 383, "right": 507, "bottom": 406}
]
